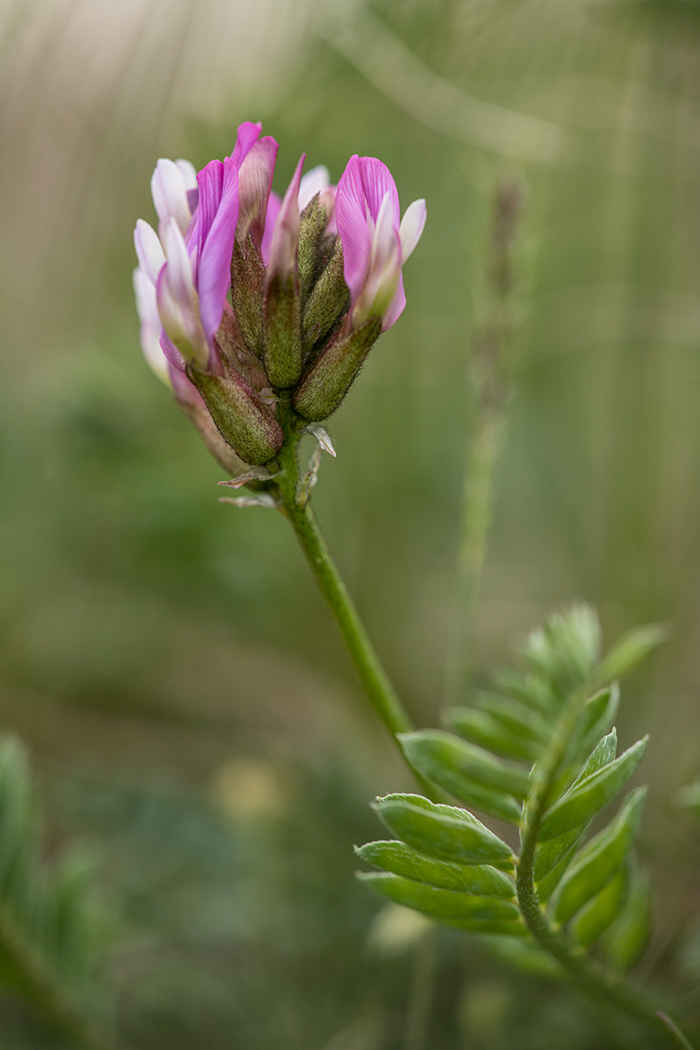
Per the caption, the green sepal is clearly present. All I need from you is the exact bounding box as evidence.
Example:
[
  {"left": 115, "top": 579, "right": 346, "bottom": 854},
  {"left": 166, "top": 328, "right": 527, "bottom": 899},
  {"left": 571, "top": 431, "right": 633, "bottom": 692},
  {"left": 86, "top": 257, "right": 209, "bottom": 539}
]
[
  {"left": 398, "top": 730, "right": 526, "bottom": 822},
  {"left": 443, "top": 707, "right": 541, "bottom": 764},
  {"left": 301, "top": 236, "right": 350, "bottom": 353},
  {"left": 262, "top": 271, "right": 302, "bottom": 388},
  {"left": 358, "top": 871, "right": 521, "bottom": 926},
  {"left": 553, "top": 787, "right": 646, "bottom": 924},
  {"left": 294, "top": 317, "right": 382, "bottom": 421},
  {"left": 355, "top": 841, "right": 516, "bottom": 898},
  {"left": 475, "top": 693, "right": 550, "bottom": 746},
  {"left": 371, "top": 794, "right": 514, "bottom": 868},
  {"left": 539, "top": 736, "right": 647, "bottom": 841},
  {"left": 598, "top": 624, "right": 667, "bottom": 683},
  {"left": 187, "top": 365, "right": 284, "bottom": 465},
  {"left": 570, "top": 864, "right": 629, "bottom": 948},
  {"left": 602, "top": 869, "right": 653, "bottom": 972},
  {"left": 298, "top": 194, "right": 332, "bottom": 301},
  {"left": 231, "top": 236, "right": 265, "bottom": 358}
]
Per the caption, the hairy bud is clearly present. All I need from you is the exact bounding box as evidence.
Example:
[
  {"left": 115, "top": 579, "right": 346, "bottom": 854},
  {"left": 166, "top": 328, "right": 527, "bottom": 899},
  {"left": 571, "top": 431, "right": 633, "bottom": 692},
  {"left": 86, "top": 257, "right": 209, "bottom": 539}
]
[
  {"left": 293, "top": 316, "right": 382, "bottom": 421},
  {"left": 188, "top": 364, "right": 284, "bottom": 464}
]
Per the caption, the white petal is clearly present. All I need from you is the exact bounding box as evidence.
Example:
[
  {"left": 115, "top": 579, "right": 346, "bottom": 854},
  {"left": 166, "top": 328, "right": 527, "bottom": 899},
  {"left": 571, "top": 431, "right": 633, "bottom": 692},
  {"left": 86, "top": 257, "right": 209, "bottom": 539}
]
[
  {"left": 399, "top": 199, "right": 427, "bottom": 263},
  {"left": 159, "top": 219, "right": 208, "bottom": 366},
  {"left": 298, "top": 165, "right": 331, "bottom": 210},
  {"left": 133, "top": 268, "right": 171, "bottom": 386},
  {"left": 134, "top": 219, "right": 165, "bottom": 285},
  {"left": 175, "top": 158, "right": 198, "bottom": 190},
  {"left": 151, "top": 158, "right": 193, "bottom": 237}
]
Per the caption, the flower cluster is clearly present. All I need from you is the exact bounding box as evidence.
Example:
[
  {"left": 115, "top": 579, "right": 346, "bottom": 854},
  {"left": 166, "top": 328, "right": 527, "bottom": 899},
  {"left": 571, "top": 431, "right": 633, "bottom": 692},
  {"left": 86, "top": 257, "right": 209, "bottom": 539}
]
[{"left": 134, "top": 121, "right": 426, "bottom": 473}]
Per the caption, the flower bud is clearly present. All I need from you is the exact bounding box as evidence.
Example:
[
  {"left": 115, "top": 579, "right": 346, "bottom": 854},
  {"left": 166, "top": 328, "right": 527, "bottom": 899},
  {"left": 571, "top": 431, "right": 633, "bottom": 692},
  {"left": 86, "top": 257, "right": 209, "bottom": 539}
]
[
  {"left": 188, "top": 364, "right": 284, "bottom": 465},
  {"left": 262, "top": 156, "right": 304, "bottom": 388},
  {"left": 293, "top": 316, "right": 382, "bottom": 421},
  {"left": 230, "top": 238, "right": 265, "bottom": 359},
  {"left": 298, "top": 193, "right": 334, "bottom": 298},
  {"left": 301, "top": 236, "right": 351, "bottom": 355}
]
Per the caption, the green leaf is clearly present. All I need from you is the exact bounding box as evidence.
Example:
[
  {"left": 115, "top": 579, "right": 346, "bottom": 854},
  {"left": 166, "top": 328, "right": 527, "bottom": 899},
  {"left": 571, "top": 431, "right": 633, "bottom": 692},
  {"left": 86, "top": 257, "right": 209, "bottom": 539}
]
[
  {"left": 372, "top": 795, "right": 514, "bottom": 868},
  {"left": 578, "top": 729, "right": 618, "bottom": 781},
  {"left": 492, "top": 669, "right": 558, "bottom": 714},
  {"left": 398, "top": 730, "right": 527, "bottom": 822},
  {"left": 519, "top": 605, "right": 601, "bottom": 697},
  {"left": 437, "top": 915, "right": 528, "bottom": 937},
  {"left": 475, "top": 693, "right": 550, "bottom": 745},
  {"left": 570, "top": 865, "right": 629, "bottom": 947},
  {"left": 571, "top": 685, "right": 619, "bottom": 757},
  {"left": 355, "top": 841, "right": 516, "bottom": 898},
  {"left": 484, "top": 935, "right": 564, "bottom": 978},
  {"left": 443, "top": 708, "right": 541, "bottom": 763},
  {"left": 358, "top": 872, "right": 521, "bottom": 926},
  {"left": 598, "top": 624, "right": 667, "bottom": 683},
  {"left": 602, "top": 870, "right": 653, "bottom": 973},
  {"left": 535, "top": 833, "right": 585, "bottom": 902},
  {"left": 553, "top": 788, "right": 646, "bottom": 924},
  {"left": 539, "top": 736, "right": 647, "bottom": 841},
  {"left": 676, "top": 780, "right": 700, "bottom": 816}
]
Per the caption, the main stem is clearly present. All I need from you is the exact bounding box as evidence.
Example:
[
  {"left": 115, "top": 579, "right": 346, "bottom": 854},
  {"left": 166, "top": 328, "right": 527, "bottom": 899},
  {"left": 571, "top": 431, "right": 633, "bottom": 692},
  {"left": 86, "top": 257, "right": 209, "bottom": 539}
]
[
  {"left": 274, "top": 413, "right": 413, "bottom": 741},
  {"left": 516, "top": 698, "right": 689, "bottom": 1049}
]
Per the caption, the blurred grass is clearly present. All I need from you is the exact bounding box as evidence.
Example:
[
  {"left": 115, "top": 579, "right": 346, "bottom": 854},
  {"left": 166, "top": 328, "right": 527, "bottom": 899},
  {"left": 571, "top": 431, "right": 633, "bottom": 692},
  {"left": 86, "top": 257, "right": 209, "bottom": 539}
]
[{"left": 2, "top": 0, "right": 700, "bottom": 1045}]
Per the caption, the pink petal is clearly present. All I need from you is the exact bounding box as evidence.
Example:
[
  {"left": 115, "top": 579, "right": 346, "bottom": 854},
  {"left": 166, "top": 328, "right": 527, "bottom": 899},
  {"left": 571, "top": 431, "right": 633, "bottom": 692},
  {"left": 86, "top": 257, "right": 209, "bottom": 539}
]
[
  {"left": 340, "top": 155, "right": 400, "bottom": 226},
  {"left": 336, "top": 157, "right": 372, "bottom": 305},
  {"left": 193, "top": 159, "right": 224, "bottom": 280},
  {"left": 197, "top": 155, "right": 240, "bottom": 346},
  {"left": 298, "top": 165, "right": 330, "bottom": 210},
  {"left": 230, "top": 121, "right": 263, "bottom": 168},
  {"left": 382, "top": 272, "right": 406, "bottom": 331},
  {"left": 237, "top": 136, "right": 278, "bottom": 248}
]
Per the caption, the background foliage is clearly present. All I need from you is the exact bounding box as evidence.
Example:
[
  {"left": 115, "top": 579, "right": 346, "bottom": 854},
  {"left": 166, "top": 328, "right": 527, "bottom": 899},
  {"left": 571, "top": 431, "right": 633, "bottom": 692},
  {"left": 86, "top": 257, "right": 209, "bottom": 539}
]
[{"left": 2, "top": 0, "right": 700, "bottom": 1045}]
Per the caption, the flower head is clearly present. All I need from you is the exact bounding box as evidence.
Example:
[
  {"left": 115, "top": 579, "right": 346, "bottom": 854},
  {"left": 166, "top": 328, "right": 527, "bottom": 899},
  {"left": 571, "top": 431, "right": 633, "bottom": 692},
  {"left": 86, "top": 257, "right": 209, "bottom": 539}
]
[{"left": 133, "top": 127, "right": 426, "bottom": 467}]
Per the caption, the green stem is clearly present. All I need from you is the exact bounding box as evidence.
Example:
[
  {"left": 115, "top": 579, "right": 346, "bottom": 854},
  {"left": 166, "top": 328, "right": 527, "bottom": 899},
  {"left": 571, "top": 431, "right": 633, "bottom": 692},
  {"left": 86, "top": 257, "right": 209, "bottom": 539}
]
[
  {"left": 0, "top": 901, "right": 118, "bottom": 1050},
  {"left": 273, "top": 410, "right": 413, "bottom": 742},
  {"left": 516, "top": 696, "right": 691, "bottom": 1049},
  {"left": 442, "top": 400, "right": 506, "bottom": 709}
]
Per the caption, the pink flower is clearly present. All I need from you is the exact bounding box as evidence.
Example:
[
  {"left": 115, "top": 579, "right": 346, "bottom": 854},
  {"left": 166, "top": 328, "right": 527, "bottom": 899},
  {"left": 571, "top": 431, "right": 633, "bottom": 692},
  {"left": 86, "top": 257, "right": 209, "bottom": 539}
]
[
  {"left": 335, "top": 156, "right": 426, "bottom": 333},
  {"left": 134, "top": 121, "right": 265, "bottom": 373}
]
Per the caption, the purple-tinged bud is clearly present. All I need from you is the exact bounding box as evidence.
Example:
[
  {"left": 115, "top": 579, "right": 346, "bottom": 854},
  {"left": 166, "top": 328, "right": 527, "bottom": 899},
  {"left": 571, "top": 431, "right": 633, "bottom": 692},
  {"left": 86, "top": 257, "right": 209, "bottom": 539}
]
[
  {"left": 293, "top": 316, "right": 382, "bottom": 421},
  {"left": 188, "top": 363, "right": 284, "bottom": 465},
  {"left": 336, "top": 155, "right": 426, "bottom": 334},
  {"left": 236, "top": 135, "right": 278, "bottom": 251},
  {"left": 262, "top": 156, "right": 304, "bottom": 388}
]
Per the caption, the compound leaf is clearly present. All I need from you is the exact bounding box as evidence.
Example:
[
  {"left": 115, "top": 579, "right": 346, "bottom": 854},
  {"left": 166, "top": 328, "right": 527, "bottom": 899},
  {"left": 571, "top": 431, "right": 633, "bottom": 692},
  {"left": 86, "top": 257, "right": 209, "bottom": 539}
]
[
  {"left": 372, "top": 794, "right": 514, "bottom": 867},
  {"left": 539, "top": 737, "right": 647, "bottom": 841},
  {"left": 554, "top": 787, "right": 646, "bottom": 924},
  {"left": 570, "top": 864, "right": 630, "bottom": 947},
  {"left": 355, "top": 841, "right": 516, "bottom": 898}
]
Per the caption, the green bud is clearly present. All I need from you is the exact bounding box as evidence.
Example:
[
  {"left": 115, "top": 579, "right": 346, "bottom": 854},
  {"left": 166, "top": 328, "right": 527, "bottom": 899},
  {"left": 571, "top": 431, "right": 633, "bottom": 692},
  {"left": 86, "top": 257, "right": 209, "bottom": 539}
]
[
  {"left": 298, "top": 194, "right": 333, "bottom": 301},
  {"left": 231, "top": 236, "right": 265, "bottom": 359},
  {"left": 293, "top": 316, "right": 382, "bottom": 421},
  {"left": 177, "top": 395, "right": 250, "bottom": 477},
  {"left": 263, "top": 272, "right": 302, "bottom": 389},
  {"left": 301, "top": 236, "right": 351, "bottom": 354},
  {"left": 188, "top": 364, "right": 283, "bottom": 466}
]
